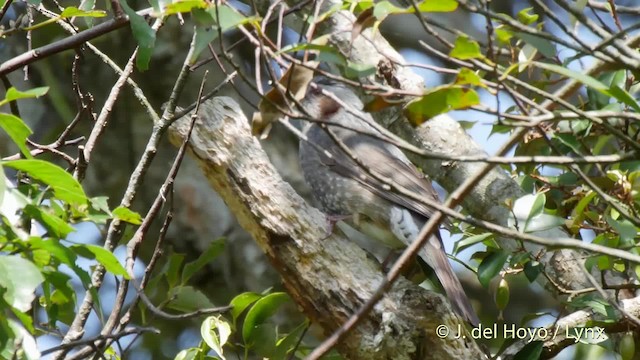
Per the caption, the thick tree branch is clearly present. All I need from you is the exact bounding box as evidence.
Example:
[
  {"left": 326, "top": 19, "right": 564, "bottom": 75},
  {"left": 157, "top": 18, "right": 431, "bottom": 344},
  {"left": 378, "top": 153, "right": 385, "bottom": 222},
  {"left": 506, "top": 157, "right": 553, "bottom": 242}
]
[
  {"left": 270, "top": 0, "right": 619, "bottom": 296},
  {"left": 166, "top": 97, "right": 486, "bottom": 359}
]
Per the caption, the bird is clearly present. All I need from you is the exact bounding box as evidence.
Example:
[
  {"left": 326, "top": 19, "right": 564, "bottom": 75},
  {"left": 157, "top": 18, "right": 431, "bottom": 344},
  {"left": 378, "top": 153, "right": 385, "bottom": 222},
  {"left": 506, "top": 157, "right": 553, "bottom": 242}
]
[{"left": 297, "top": 77, "right": 479, "bottom": 325}]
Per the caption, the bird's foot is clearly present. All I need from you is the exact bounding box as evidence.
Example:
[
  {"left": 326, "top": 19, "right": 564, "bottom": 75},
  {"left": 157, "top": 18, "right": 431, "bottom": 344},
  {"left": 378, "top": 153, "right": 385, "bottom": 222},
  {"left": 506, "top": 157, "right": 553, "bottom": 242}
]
[{"left": 322, "top": 214, "right": 351, "bottom": 239}]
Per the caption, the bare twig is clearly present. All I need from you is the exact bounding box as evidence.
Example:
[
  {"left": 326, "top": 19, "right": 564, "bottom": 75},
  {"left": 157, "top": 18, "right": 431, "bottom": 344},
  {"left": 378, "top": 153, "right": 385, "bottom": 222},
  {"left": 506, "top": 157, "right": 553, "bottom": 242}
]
[{"left": 0, "top": 8, "right": 153, "bottom": 75}]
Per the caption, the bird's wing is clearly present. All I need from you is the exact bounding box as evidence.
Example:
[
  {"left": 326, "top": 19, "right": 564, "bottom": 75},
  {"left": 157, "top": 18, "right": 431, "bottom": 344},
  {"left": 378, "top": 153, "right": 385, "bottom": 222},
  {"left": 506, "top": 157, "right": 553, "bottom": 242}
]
[{"left": 321, "top": 125, "right": 441, "bottom": 220}]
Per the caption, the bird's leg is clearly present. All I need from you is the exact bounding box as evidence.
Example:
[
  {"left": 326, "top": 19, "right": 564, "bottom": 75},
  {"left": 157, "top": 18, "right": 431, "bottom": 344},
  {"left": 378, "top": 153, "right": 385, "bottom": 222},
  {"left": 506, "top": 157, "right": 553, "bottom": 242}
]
[
  {"left": 322, "top": 213, "right": 352, "bottom": 239},
  {"left": 380, "top": 249, "right": 400, "bottom": 272}
]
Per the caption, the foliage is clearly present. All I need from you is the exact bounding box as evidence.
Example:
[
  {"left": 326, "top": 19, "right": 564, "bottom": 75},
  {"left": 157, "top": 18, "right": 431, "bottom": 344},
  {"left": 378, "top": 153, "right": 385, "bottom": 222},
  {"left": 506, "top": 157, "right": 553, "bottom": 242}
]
[{"left": 1, "top": 0, "right": 640, "bottom": 359}]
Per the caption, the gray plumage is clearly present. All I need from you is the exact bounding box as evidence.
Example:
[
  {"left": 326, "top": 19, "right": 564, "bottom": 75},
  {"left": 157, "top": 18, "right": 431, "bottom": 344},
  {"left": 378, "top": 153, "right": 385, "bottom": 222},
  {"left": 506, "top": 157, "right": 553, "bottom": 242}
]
[{"left": 298, "top": 78, "right": 479, "bottom": 325}]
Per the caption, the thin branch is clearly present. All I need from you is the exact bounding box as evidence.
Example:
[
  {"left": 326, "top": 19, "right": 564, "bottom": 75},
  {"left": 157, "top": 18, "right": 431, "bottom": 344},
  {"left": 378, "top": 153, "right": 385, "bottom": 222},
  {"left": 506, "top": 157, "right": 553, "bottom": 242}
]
[
  {"left": 40, "top": 327, "right": 159, "bottom": 356},
  {"left": 0, "top": 8, "right": 153, "bottom": 75}
]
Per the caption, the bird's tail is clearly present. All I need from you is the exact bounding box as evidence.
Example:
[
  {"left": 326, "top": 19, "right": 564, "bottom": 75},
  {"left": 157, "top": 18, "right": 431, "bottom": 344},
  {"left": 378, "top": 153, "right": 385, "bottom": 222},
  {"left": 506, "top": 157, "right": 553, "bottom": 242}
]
[{"left": 424, "top": 238, "right": 480, "bottom": 326}]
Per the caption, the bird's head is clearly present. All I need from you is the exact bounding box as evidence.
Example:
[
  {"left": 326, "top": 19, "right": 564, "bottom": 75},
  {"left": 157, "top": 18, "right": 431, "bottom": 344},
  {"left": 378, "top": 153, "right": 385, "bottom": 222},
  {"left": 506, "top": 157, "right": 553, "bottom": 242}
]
[{"left": 299, "top": 77, "right": 364, "bottom": 123}]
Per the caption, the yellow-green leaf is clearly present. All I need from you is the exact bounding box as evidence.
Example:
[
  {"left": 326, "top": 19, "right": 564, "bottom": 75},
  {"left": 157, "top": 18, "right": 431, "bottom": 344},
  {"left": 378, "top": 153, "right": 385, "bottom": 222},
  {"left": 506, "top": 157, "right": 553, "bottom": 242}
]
[
  {"left": 0, "top": 113, "right": 33, "bottom": 159},
  {"left": 450, "top": 36, "right": 482, "bottom": 60},
  {"left": 2, "top": 159, "right": 87, "bottom": 205},
  {"left": 417, "top": 0, "right": 457, "bottom": 12},
  {"left": 112, "top": 206, "right": 143, "bottom": 225}
]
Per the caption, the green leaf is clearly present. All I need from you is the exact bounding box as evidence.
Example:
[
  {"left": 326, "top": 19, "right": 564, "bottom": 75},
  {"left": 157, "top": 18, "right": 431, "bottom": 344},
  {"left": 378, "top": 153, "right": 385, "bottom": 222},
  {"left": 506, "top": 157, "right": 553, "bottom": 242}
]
[
  {"left": 373, "top": 1, "right": 403, "bottom": 21},
  {"left": 164, "top": 0, "right": 207, "bottom": 14},
  {"left": 477, "top": 250, "right": 508, "bottom": 288},
  {"left": 513, "top": 341, "right": 543, "bottom": 360},
  {"left": 23, "top": 205, "right": 76, "bottom": 238},
  {"left": 513, "top": 32, "right": 555, "bottom": 58},
  {"left": 516, "top": 7, "right": 538, "bottom": 25},
  {"left": 450, "top": 36, "right": 482, "bottom": 60},
  {"left": 59, "top": 6, "right": 107, "bottom": 18},
  {"left": 536, "top": 61, "right": 608, "bottom": 90},
  {"left": 191, "top": 24, "right": 219, "bottom": 64},
  {"left": 6, "top": 318, "right": 41, "bottom": 359},
  {"left": 524, "top": 193, "right": 545, "bottom": 228},
  {"left": 417, "top": 0, "right": 457, "bottom": 12},
  {"left": 453, "top": 233, "right": 493, "bottom": 254},
  {"left": 167, "top": 286, "right": 215, "bottom": 312},
  {"left": 166, "top": 252, "right": 185, "bottom": 288},
  {"left": 2, "top": 87, "right": 49, "bottom": 105},
  {"left": 31, "top": 238, "right": 92, "bottom": 293},
  {"left": 112, "top": 206, "right": 143, "bottom": 225},
  {"left": 182, "top": 238, "right": 225, "bottom": 284},
  {"left": 42, "top": 270, "right": 75, "bottom": 303},
  {"left": 495, "top": 26, "right": 513, "bottom": 44},
  {"left": 70, "top": 244, "right": 129, "bottom": 278},
  {"left": 79, "top": 0, "right": 97, "bottom": 26},
  {"left": 120, "top": 0, "right": 156, "bottom": 71},
  {"left": 0, "top": 166, "right": 5, "bottom": 207},
  {"left": 0, "top": 256, "right": 44, "bottom": 311},
  {"left": 495, "top": 278, "right": 509, "bottom": 310},
  {"left": 405, "top": 86, "right": 480, "bottom": 125},
  {"left": 230, "top": 292, "right": 262, "bottom": 326},
  {"left": 174, "top": 348, "right": 201, "bottom": 360},
  {"left": 523, "top": 261, "right": 542, "bottom": 282},
  {"left": 609, "top": 84, "right": 640, "bottom": 112},
  {"left": 242, "top": 292, "right": 289, "bottom": 345},
  {"left": 201, "top": 315, "right": 230, "bottom": 360},
  {"left": 274, "top": 320, "right": 309, "bottom": 360},
  {"left": 553, "top": 133, "right": 583, "bottom": 154},
  {"left": 11, "top": 306, "right": 35, "bottom": 334},
  {"left": 345, "top": 61, "right": 376, "bottom": 78},
  {"left": 455, "top": 68, "right": 484, "bottom": 87},
  {"left": 2, "top": 159, "right": 87, "bottom": 205},
  {"left": 512, "top": 194, "right": 563, "bottom": 232},
  {"left": 605, "top": 215, "right": 637, "bottom": 245},
  {"left": 207, "top": 4, "right": 252, "bottom": 32},
  {"left": 0, "top": 114, "right": 33, "bottom": 159},
  {"left": 251, "top": 323, "right": 277, "bottom": 357}
]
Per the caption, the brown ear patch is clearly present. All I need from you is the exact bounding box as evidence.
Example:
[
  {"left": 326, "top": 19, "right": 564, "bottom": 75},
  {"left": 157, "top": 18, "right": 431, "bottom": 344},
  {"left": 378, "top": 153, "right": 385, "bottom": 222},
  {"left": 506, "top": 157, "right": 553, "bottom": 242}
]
[{"left": 318, "top": 95, "right": 341, "bottom": 118}]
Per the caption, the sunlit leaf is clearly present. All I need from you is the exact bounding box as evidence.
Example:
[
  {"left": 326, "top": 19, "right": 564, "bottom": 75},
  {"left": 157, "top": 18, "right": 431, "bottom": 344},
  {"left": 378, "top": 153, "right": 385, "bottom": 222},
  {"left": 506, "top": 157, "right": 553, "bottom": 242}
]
[
  {"left": 516, "top": 7, "right": 538, "bottom": 25},
  {"left": 71, "top": 244, "right": 129, "bottom": 277},
  {"left": 405, "top": 86, "right": 480, "bottom": 126},
  {"left": 417, "top": 0, "right": 457, "bottom": 12},
  {"left": 2, "top": 159, "right": 87, "bottom": 205},
  {"left": 455, "top": 68, "right": 485, "bottom": 87},
  {"left": 242, "top": 292, "right": 289, "bottom": 345},
  {"left": 23, "top": 205, "right": 75, "bottom": 238},
  {"left": 0, "top": 256, "right": 44, "bottom": 312},
  {"left": 453, "top": 233, "right": 493, "bottom": 254},
  {"left": 230, "top": 292, "right": 262, "bottom": 325},
  {"left": 0, "top": 114, "right": 33, "bottom": 159},
  {"left": 59, "top": 6, "right": 106, "bottom": 18},
  {"left": 112, "top": 206, "right": 143, "bottom": 225},
  {"left": 450, "top": 36, "right": 482, "bottom": 60},
  {"left": 201, "top": 316, "right": 230, "bottom": 360},
  {"left": 164, "top": 0, "right": 207, "bottom": 14},
  {"left": 2, "top": 87, "right": 49, "bottom": 105}
]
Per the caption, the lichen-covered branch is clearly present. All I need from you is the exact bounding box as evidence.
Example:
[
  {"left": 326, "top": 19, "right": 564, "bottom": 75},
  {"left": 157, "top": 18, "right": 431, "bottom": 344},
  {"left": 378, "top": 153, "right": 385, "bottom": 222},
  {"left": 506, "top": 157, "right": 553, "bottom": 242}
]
[{"left": 166, "top": 97, "right": 486, "bottom": 359}]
